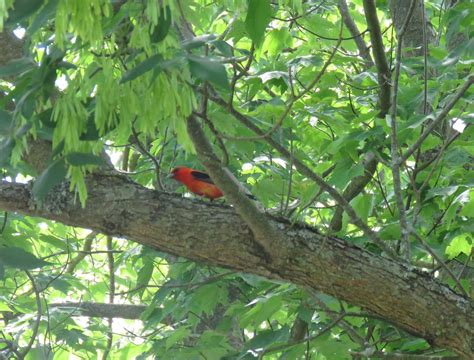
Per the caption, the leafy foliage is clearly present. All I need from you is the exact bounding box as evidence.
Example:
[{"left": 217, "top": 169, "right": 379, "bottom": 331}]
[{"left": 0, "top": 0, "right": 472, "bottom": 359}]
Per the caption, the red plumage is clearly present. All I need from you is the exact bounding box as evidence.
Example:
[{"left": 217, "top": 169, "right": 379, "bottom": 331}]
[{"left": 169, "top": 167, "right": 224, "bottom": 200}]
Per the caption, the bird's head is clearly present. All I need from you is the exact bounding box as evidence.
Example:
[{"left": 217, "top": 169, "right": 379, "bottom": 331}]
[{"left": 169, "top": 167, "right": 186, "bottom": 180}]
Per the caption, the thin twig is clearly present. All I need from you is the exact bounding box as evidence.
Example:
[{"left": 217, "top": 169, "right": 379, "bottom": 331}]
[
  {"left": 0, "top": 211, "right": 7, "bottom": 233},
  {"left": 193, "top": 112, "right": 230, "bottom": 166},
  {"left": 401, "top": 75, "right": 474, "bottom": 163},
  {"left": 102, "top": 236, "right": 115, "bottom": 360},
  {"left": 66, "top": 231, "right": 97, "bottom": 273},
  {"left": 410, "top": 229, "right": 468, "bottom": 298},
  {"left": 20, "top": 271, "right": 43, "bottom": 360},
  {"left": 224, "top": 23, "right": 343, "bottom": 142},
  {"left": 283, "top": 134, "right": 294, "bottom": 214},
  {"left": 389, "top": 0, "right": 418, "bottom": 260},
  {"left": 207, "top": 91, "right": 397, "bottom": 258},
  {"left": 258, "top": 313, "right": 346, "bottom": 359},
  {"left": 131, "top": 124, "right": 164, "bottom": 191},
  {"left": 421, "top": 0, "right": 429, "bottom": 115},
  {"left": 114, "top": 271, "right": 235, "bottom": 296}
]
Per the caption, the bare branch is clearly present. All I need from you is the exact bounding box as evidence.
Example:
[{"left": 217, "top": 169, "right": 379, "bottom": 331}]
[
  {"left": 186, "top": 115, "right": 280, "bottom": 261},
  {"left": 66, "top": 231, "right": 97, "bottom": 273},
  {"left": 19, "top": 271, "right": 43, "bottom": 360},
  {"left": 49, "top": 302, "right": 147, "bottom": 320},
  {"left": 362, "top": 0, "right": 391, "bottom": 117},
  {"left": 338, "top": 0, "right": 374, "bottom": 67},
  {"left": 390, "top": 0, "right": 418, "bottom": 260}
]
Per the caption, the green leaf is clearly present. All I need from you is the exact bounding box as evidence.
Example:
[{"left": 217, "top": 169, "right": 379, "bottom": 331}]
[
  {"left": 242, "top": 326, "right": 289, "bottom": 351},
  {"left": 351, "top": 194, "right": 374, "bottom": 224},
  {"left": 27, "top": 0, "right": 59, "bottom": 35},
  {"left": 136, "top": 258, "right": 154, "bottom": 298},
  {"left": 191, "top": 284, "right": 228, "bottom": 315},
  {"left": 446, "top": 234, "right": 472, "bottom": 259},
  {"left": 32, "top": 158, "right": 67, "bottom": 200},
  {"left": 0, "top": 109, "right": 13, "bottom": 132},
  {"left": 0, "top": 262, "right": 4, "bottom": 280},
  {"left": 165, "top": 327, "right": 191, "bottom": 350},
  {"left": 120, "top": 54, "right": 164, "bottom": 83},
  {"left": 150, "top": 6, "right": 172, "bottom": 43},
  {"left": 262, "top": 29, "right": 292, "bottom": 56},
  {"left": 187, "top": 55, "right": 229, "bottom": 89},
  {"left": 0, "top": 247, "right": 51, "bottom": 269},
  {"left": 0, "top": 138, "right": 15, "bottom": 166},
  {"left": 212, "top": 40, "right": 233, "bottom": 57},
  {"left": 5, "top": 0, "right": 44, "bottom": 26},
  {"left": 24, "top": 345, "right": 54, "bottom": 360},
  {"left": 460, "top": 190, "right": 474, "bottom": 217},
  {"left": 80, "top": 113, "right": 101, "bottom": 140},
  {"left": 182, "top": 34, "right": 217, "bottom": 50},
  {"left": 311, "top": 331, "right": 352, "bottom": 360},
  {"left": 56, "top": 329, "right": 87, "bottom": 348},
  {"left": 39, "top": 234, "right": 68, "bottom": 250},
  {"left": 0, "top": 57, "right": 35, "bottom": 77},
  {"left": 245, "top": 0, "right": 272, "bottom": 46},
  {"left": 0, "top": 296, "right": 9, "bottom": 310},
  {"left": 240, "top": 295, "right": 283, "bottom": 328},
  {"left": 66, "top": 152, "right": 105, "bottom": 166}
]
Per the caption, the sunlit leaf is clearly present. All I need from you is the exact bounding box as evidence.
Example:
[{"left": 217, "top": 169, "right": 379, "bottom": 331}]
[
  {"left": 245, "top": 0, "right": 272, "bottom": 46},
  {"left": 32, "top": 158, "right": 67, "bottom": 200},
  {"left": 187, "top": 55, "right": 229, "bottom": 89},
  {"left": 0, "top": 247, "right": 51, "bottom": 269},
  {"left": 151, "top": 6, "right": 172, "bottom": 43},
  {"left": 0, "top": 57, "right": 35, "bottom": 77},
  {"left": 120, "top": 54, "right": 164, "bottom": 83},
  {"left": 66, "top": 152, "right": 105, "bottom": 166},
  {"left": 5, "top": 0, "right": 44, "bottom": 26},
  {"left": 446, "top": 234, "right": 472, "bottom": 259}
]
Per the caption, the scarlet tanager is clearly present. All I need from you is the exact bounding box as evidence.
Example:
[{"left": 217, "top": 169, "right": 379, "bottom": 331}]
[
  {"left": 169, "top": 166, "right": 256, "bottom": 200},
  {"left": 169, "top": 167, "right": 224, "bottom": 199}
]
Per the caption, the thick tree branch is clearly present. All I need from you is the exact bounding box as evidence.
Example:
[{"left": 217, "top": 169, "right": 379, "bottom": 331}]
[
  {"left": 337, "top": 0, "right": 374, "bottom": 67},
  {"left": 186, "top": 115, "right": 280, "bottom": 260},
  {"left": 0, "top": 177, "right": 472, "bottom": 357},
  {"left": 0, "top": 31, "right": 23, "bottom": 67},
  {"left": 362, "top": 0, "right": 391, "bottom": 117},
  {"left": 207, "top": 91, "right": 396, "bottom": 258}
]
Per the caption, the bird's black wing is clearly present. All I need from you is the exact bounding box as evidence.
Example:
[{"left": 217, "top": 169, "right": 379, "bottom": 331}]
[
  {"left": 191, "top": 170, "right": 257, "bottom": 200},
  {"left": 190, "top": 170, "right": 215, "bottom": 185}
]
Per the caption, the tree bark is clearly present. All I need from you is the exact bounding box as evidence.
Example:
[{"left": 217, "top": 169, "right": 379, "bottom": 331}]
[
  {"left": 0, "top": 175, "right": 472, "bottom": 358},
  {"left": 389, "top": 0, "right": 436, "bottom": 56}
]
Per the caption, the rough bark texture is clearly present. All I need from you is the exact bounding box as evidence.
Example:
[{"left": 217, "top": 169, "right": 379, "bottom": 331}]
[
  {"left": 0, "top": 175, "right": 472, "bottom": 358},
  {"left": 362, "top": 0, "right": 391, "bottom": 117},
  {"left": 0, "top": 31, "right": 23, "bottom": 66},
  {"left": 338, "top": 0, "right": 374, "bottom": 67},
  {"left": 389, "top": 0, "right": 436, "bottom": 56},
  {"left": 49, "top": 302, "right": 147, "bottom": 320}
]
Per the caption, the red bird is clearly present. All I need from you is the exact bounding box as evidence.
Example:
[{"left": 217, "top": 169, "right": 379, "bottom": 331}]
[{"left": 169, "top": 167, "right": 224, "bottom": 200}]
